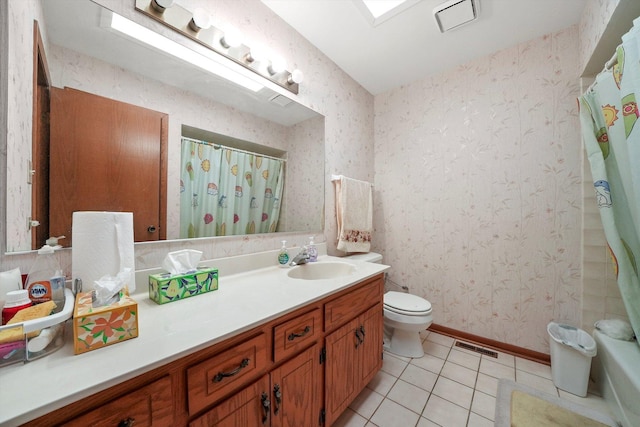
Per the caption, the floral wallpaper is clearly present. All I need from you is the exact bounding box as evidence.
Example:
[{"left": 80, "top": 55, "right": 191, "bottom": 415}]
[
  {"left": 1, "top": 0, "right": 628, "bottom": 355},
  {"left": 578, "top": 0, "right": 621, "bottom": 74},
  {"left": 373, "top": 26, "right": 582, "bottom": 353}
]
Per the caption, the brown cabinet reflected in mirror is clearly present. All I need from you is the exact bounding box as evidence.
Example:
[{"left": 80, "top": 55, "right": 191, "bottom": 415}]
[
  {"left": 31, "top": 21, "right": 51, "bottom": 250},
  {"left": 48, "top": 87, "right": 168, "bottom": 248}
]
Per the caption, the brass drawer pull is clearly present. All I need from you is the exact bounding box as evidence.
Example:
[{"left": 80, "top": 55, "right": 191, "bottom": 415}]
[
  {"left": 355, "top": 328, "right": 363, "bottom": 348},
  {"left": 273, "top": 383, "right": 282, "bottom": 415},
  {"left": 118, "top": 417, "right": 135, "bottom": 427},
  {"left": 261, "top": 392, "right": 270, "bottom": 424},
  {"left": 212, "top": 358, "right": 250, "bottom": 383},
  {"left": 287, "top": 326, "right": 311, "bottom": 341}
]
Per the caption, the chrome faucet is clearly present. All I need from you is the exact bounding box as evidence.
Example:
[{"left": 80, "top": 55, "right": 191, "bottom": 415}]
[{"left": 290, "top": 247, "right": 310, "bottom": 266}]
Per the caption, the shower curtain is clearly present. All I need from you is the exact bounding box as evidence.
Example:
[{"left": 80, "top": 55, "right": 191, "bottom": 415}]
[
  {"left": 579, "top": 17, "right": 640, "bottom": 341},
  {"left": 180, "top": 138, "right": 284, "bottom": 238}
]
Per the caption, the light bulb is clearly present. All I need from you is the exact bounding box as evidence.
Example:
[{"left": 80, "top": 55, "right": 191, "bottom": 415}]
[
  {"left": 189, "top": 8, "right": 211, "bottom": 32},
  {"left": 220, "top": 27, "right": 243, "bottom": 49},
  {"left": 287, "top": 69, "right": 304, "bottom": 85},
  {"left": 268, "top": 56, "right": 287, "bottom": 75},
  {"left": 246, "top": 45, "right": 267, "bottom": 63},
  {"left": 151, "top": 0, "right": 174, "bottom": 13}
]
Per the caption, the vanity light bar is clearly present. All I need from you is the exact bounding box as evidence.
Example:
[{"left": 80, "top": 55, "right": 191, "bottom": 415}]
[
  {"left": 109, "top": 12, "right": 264, "bottom": 92},
  {"left": 134, "top": 0, "right": 300, "bottom": 94}
]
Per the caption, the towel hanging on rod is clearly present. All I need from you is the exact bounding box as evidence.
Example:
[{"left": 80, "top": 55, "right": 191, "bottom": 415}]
[
  {"left": 332, "top": 175, "right": 373, "bottom": 252},
  {"left": 331, "top": 174, "right": 374, "bottom": 187}
]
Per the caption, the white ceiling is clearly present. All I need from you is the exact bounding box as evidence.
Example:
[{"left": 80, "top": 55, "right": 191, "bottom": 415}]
[{"left": 261, "top": 0, "right": 587, "bottom": 95}]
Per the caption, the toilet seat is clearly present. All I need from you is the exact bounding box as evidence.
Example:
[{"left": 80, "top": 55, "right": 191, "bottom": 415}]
[{"left": 384, "top": 291, "right": 431, "bottom": 316}]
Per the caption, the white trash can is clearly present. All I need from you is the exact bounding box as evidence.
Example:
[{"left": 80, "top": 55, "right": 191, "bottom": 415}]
[{"left": 547, "top": 322, "right": 597, "bottom": 397}]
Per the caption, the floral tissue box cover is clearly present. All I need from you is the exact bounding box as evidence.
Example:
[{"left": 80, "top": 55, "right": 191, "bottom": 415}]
[
  {"left": 148, "top": 267, "right": 218, "bottom": 305},
  {"left": 73, "top": 291, "right": 138, "bottom": 355}
]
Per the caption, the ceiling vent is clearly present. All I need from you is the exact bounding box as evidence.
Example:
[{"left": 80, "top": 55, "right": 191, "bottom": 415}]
[
  {"left": 433, "top": 0, "right": 478, "bottom": 33},
  {"left": 269, "top": 94, "right": 293, "bottom": 107}
]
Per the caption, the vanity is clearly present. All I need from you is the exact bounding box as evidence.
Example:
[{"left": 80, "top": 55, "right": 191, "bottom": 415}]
[{"left": 0, "top": 253, "right": 388, "bottom": 426}]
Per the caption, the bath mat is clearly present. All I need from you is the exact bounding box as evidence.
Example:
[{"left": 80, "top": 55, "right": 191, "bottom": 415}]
[{"left": 495, "top": 379, "right": 618, "bottom": 427}]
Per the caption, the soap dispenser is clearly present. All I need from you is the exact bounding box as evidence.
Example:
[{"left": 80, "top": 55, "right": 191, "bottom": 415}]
[
  {"left": 278, "top": 240, "right": 290, "bottom": 268},
  {"left": 307, "top": 236, "right": 318, "bottom": 262}
]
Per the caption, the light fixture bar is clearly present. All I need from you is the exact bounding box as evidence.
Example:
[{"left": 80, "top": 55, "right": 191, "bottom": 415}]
[
  {"left": 109, "top": 12, "right": 264, "bottom": 92},
  {"left": 134, "top": 0, "right": 300, "bottom": 94}
]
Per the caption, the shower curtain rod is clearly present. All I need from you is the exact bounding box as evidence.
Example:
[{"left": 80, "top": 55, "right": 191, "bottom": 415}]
[
  {"left": 603, "top": 49, "right": 619, "bottom": 71},
  {"left": 182, "top": 136, "right": 287, "bottom": 163},
  {"left": 585, "top": 47, "right": 621, "bottom": 94}
]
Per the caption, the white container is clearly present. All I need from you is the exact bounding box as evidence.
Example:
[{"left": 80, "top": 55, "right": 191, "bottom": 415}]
[{"left": 547, "top": 322, "right": 597, "bottom": 397}]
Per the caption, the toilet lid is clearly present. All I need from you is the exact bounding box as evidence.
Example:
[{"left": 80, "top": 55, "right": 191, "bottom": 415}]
[{"left": 384, "top": 291, "right": 431, "bottom": 315}]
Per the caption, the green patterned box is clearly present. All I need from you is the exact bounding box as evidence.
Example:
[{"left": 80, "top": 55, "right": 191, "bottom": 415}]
[{"left": 148, "top": 268, "right": 218, "bottom": 305}]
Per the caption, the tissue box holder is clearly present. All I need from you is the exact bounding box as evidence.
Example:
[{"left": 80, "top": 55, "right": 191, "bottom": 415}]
[
  {"left": 73, "top": 291, "right": 138, "bottom": 355},
  {"left": 148, "top": 268, "right": 218, "bottom": 305}
]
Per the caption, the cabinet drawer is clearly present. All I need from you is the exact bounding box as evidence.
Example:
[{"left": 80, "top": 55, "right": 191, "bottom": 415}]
[
  {"left": 187, "top": 332, "right": 268, "bottom": 415},
  {"left": 63, "top": 376, "right": 173, "bottom": 427},
  {"left": 189, "top": 376, "right": 270, "bottom": 427},
  {"left": 273, "top": 308, "right": 321, "bottom": 362},
  {"left": 324, "top": 277, "right": 383, "bottom": 332}
]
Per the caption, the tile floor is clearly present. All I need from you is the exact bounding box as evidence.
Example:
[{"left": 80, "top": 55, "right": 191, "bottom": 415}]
[{"left": 333, "top": 330, "right": 612, "bottom": 427}]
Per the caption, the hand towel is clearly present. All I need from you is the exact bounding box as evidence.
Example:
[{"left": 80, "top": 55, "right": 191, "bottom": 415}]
[{"left": 334, "top": 175, "right": 372, "bottom": 252}]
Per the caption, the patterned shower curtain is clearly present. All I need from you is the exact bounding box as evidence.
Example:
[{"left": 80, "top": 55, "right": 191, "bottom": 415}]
[
  {"left": 180, "top": 138, "right": 284, "bottom": 238},
  {"left": 579, "top": 17, "right": 640, "bottom": 341}
]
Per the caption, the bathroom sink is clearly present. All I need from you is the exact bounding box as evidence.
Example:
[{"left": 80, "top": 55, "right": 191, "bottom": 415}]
[{"left": 287, "top": 262, "right": 356, "bottom": 280}]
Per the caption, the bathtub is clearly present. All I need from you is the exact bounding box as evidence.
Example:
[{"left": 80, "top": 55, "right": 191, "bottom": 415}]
[{"left": 591, "top": 330, "right": 640, "bottom": 427}]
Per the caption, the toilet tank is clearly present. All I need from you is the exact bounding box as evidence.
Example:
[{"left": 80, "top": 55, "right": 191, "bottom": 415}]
[{"left": 344, "top": 252, "right": 382, "bottom": 263}]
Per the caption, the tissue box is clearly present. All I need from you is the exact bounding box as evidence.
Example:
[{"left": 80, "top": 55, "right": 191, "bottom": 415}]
[
  {"left": 73, "top": 291, "right": 138, "bottom": 355},
  {"left": 148, "top": 268, "right": 218, "bottom": 305}
]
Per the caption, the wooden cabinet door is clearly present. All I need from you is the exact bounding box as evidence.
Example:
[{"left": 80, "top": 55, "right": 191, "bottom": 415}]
[
  {"left": 270, "top": 344, "right": 320, "bottom": 427},
  {"left": 324, "top": 318, "right": 360, "bottom": 426},
  {"left": 62, "top": 376, "right": 174, "bottom": 427},
  {"left": 358, "top": 304, "right": 384, "bottom": 386},
  {"left": 189, "top": 375, "right": 270, "bottom": 427},
  {"left": 49, "top": 86, "right": 168, "bottom": 247}
]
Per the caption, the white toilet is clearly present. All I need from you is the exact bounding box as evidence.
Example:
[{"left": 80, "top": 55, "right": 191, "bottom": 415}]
[{"left": 345, "top": 252, "right": 433, "bottom": 358}]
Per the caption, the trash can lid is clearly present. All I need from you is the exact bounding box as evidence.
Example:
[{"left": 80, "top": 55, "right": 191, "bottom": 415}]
[{"left": 547, "top": 322, "right": 597, "bottom": 357}]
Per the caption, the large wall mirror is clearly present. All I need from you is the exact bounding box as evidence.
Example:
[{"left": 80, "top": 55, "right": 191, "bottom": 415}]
[{"left": 5, "top": 0, "right": 324, "bottom": 253}]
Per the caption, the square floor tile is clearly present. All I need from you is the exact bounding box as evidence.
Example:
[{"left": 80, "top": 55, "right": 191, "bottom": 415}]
[
  {"left": 416, "top": 417, "right": 440, "bottom": 427},
  {"left": 515, "top": 357, "right": 552, "bottom": 379},
  {"left": 467, "top": 412, "right": 494, "bottom": 427},
  {"left": 422, "top": 340, "right": 451, "bottom": 360},
  {"left": 475, "top": 372, "right": 499, "bottom": 397},
  {"left": 349, "top": 387, "right": 385, "bottom": 419},
  {"left": 399, "top": 363, "right": 439, "bottom": 392},
  {"left": 479, "top": 358, "right": 515, "bottom": 380},
  {"left": 410, "top": 353, "right": 446, "bottom": 374},
  {"left": 422, "top": 394, "right": 469, "bottom": 427},
  {"left": 333, "top": 408, "right": 368, "bottom": 427},
  {"left": 491, "top": 349, "right": 515, "bottom": 368},
  {"left": 447, "top": 348, "right": 480, "bottom": 371},
  {"left": 426, "top": 332, "right": 455, "bottom": 347},
  {"left": 471, "top": 390, "right": 496, "bottom": 421},
  {"left": 515, "top": 369, "right": 558, "bottom": 396},
  {"left": 381, "top": 353, "right": 409, "bottom": 377},
  {"left": 370, "top": 398, "right": 420, "bottom": 427},
  {"left": 367, "top": 370, "right": 398, "bottom": 396},
  {"left": 387, "top": 379, "right": 430, "bottom": 415},
  {"left": 440, "top": 361, "right": 478, "bottom": 388},
  {"left": 432, "top": 376, "right": 474, "bottom": 409},
  {"left": 384, "top": 350, "right": 411, "bottom": 363}
]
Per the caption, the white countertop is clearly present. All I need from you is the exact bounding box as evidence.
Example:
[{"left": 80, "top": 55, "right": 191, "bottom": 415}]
[{"left": 0, "top": 252, "right": 388, "bottom": 426}]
